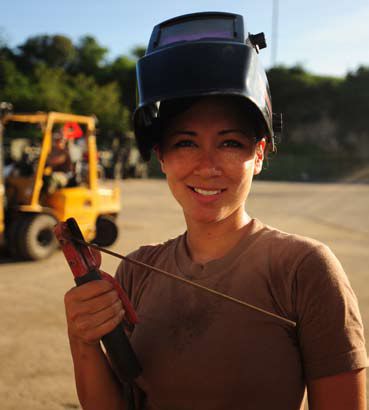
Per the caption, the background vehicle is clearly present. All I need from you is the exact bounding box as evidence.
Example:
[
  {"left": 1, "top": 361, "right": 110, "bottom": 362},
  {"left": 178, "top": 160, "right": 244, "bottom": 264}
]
[
  {"left": 0, "top": 106, "right": 120, "bottom": 260},
  {"left": 99, "top": 132, "right": 148, "bottom": 179}
]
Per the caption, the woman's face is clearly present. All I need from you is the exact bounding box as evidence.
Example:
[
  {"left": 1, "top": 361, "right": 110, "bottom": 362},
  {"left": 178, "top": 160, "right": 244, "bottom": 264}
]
[{"left": 157, "top": 97, "right": 265, "bottom": 226}]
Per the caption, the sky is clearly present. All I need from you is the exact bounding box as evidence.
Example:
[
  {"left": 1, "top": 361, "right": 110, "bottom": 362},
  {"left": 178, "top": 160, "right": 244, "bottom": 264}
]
[{"left": 1, "top": 0, "right": 369, "bottom": 77}]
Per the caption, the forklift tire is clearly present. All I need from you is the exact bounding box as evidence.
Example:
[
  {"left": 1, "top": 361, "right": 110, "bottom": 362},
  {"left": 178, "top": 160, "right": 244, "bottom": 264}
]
[
  {"left": 6, "top": 214, "right": 29, "bottom": 259},
  {"left": 93, "top": 215, "right": 118, "bottom": 247},
  {"left": 18, "top": 214, "right": 58, "bottom": 260}
]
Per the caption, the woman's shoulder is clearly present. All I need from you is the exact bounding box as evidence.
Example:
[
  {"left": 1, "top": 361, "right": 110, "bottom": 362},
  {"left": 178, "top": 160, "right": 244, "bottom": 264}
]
[
  {"left": 255, "top": 218, "right": 329, "bottom": 254},
  {"left": 252, "top": 218, "right": 339, "bottom": 275}
]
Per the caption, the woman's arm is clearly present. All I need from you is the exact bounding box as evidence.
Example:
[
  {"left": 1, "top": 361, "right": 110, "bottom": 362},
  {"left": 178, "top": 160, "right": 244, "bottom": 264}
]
[
  {"left": 65, "top": 280, "right": 127, "bottom": 410},
  {"left": 69, "top": 339, "right": 126, "bottom": 410},
  {"left": 307, "top": 368, "right": 366, "bottom": 410},
  {"left": 295, "top": 244, "right": 368, "bottom": 409}
]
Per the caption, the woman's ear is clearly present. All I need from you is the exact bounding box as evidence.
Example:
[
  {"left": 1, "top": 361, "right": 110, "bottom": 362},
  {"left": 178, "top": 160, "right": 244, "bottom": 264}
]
[
  {"left": 154, "top": 144, "right": 166, "bottom": 174},
  {"left": 254, "top": 139, "right": 266, "bottom": 175}
]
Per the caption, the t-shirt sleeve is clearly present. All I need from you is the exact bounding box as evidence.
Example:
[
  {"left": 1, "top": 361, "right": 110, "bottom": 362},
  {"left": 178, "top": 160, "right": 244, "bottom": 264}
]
[{"left": 295, "top": 244, "right": 368, "bottom": 380}]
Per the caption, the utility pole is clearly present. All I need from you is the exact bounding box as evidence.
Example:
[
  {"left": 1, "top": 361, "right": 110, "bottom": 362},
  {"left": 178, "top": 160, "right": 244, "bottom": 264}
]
[{"left": 271, "top": 0, "right": 279, "bottom": 66}]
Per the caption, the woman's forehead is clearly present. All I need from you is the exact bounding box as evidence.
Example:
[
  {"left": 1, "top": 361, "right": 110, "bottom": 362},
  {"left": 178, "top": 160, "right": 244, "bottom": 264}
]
[{"left": 164, "top": 96, "right": 257, "bottom": 132}]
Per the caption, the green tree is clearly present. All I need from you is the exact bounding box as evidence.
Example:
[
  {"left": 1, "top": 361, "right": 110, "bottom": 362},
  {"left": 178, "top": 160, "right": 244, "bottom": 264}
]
[
  {"left": 30, "top": 64, "right": 74, "bottom": 111},
  {"left": 0, "top": 56, "right": 34, "bottom": 109},
  {"left": 108, "top": 55, "right": 137, "bottom": 114},
  {"left": 17, "top": 35, "right": 76, "bottom": 69},
  {"left": 336, "top": 66, "right": 369, "bottom": 133},
  {"left": 267, "top": 65, "right": 341, "bottom": 148},
  {"left": 72, "top": 36, "right": 108, "bottom": 77},
  {"left": 333, "top": 66, "right": 369, "bottom": 154},
  {"left": 69, "top": 73, "right": 129, "bottom": 134},
  {"left": 130, "top": 45, "right": 146, "bottom": 59}
]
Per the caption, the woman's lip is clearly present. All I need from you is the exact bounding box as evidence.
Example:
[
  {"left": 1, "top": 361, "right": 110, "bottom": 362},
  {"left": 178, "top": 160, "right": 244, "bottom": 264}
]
[
  {"left": 188, "top": 185, "right": 226, "bottom": 192},
  {"left": 187, "top": 185, "right": 226, "bottom": 203}
]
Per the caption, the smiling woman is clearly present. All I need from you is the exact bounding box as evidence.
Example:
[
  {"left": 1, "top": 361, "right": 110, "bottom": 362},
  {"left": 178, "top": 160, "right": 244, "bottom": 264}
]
[
  {"left": 156, "top": 96, "right": 266, "bottom": 234},
  {"left": 63, "top": 11, "right": 368, "bottom": 410}
]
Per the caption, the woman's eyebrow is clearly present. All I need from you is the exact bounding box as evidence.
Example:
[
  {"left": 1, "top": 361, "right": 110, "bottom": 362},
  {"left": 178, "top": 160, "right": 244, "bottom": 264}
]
[
  {"left": 218, "top": 129, "right": 250, "bottom": 136},
  {"left": 167, "top": 130, "right": 197, "bottom": 137}
]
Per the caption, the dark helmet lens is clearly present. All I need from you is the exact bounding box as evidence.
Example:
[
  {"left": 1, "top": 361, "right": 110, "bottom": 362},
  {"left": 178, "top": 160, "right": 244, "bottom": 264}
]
[{"left": 155, "top": 16, "right": 236, "bottom": 48}]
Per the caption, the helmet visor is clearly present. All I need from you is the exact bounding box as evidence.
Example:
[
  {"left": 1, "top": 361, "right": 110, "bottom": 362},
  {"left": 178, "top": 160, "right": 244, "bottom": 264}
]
[
  {"left": 158, "top": 17, "right": 235, "bottom": 47},
  {"left": 148, "top": 12, "right": 245, "bottom": 52}
]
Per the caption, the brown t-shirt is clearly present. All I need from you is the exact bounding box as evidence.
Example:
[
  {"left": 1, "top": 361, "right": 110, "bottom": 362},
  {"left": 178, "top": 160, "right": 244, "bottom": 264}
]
[{"left": 116, "top": 219, "right": 367, "bottom": 410}]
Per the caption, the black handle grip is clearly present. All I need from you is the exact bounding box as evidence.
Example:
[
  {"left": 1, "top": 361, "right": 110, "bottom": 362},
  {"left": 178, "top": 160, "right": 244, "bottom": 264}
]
[{"left": 75, "top": 269, "right": 142, "bottom": 382}]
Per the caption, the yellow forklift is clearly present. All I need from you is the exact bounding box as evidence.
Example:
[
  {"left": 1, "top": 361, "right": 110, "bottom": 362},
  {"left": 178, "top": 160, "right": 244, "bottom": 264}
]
[{"left": 1, "top": 105, "right": 120, "bottom": 260}]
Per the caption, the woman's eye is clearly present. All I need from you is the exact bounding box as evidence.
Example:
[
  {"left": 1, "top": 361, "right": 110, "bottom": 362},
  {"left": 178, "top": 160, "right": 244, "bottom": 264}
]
[
  {"left": 174, "top": 140, "right": 196, "bottom": 148},
  {"left": 222, "top": 140, "right": 244, "bottom": 148}
]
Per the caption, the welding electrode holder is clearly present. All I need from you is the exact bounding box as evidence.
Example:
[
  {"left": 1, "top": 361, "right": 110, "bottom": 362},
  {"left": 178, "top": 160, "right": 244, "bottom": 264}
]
[
  {"left": 56, "top": 217, "right": 142, "bottom": 383},
  {"left": 74, "top": 269, "right": 142, "bottom": 383}
]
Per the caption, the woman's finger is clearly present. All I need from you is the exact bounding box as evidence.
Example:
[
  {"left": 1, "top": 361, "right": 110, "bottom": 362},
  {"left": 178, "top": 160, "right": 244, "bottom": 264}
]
[
  {"left": 74, "top": 299, "right": 125, "bottom": 333},
  {"left": 65, "top": 279, "right": 114, "bottom": 303},
  {"left": 77, "top": 308, "right": 126, "bottom": 345}
]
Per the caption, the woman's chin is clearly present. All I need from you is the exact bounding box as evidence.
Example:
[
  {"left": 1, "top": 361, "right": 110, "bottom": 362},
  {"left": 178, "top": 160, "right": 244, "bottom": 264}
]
[{"left": 185, "top": 210, "right": 229, "bottom": 226}]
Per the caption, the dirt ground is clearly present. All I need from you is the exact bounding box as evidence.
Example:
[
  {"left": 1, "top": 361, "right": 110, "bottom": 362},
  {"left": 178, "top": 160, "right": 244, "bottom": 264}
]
[{"left": 0, "top": 179, "right": 368, "bottom": 409}]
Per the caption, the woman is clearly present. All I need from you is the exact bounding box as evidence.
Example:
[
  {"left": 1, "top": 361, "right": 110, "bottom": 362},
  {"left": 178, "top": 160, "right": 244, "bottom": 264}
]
[{"left": 64, "top": 12, "right": 367, "bottom": 410}]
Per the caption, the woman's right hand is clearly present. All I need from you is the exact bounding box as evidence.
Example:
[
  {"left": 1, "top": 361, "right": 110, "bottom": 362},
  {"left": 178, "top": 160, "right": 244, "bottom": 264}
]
[{"left": 64, "top": 280, "right": 125, "bottom": 346}]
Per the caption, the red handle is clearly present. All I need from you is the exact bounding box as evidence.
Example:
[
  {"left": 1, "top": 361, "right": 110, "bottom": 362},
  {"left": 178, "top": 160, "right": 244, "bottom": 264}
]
[{"left": 54, "top": 220, "right": 139, "bottom": 325}]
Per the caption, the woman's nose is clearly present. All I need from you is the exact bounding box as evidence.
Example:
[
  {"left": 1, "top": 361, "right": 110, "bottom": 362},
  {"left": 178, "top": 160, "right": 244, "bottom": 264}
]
[{"left": 193, "top": 150, "right": 222, "bottom": 178}]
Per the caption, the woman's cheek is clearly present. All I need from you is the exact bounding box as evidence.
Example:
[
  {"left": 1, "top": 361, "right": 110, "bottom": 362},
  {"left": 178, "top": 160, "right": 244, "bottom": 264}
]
[
  {"left": 163, "top": 151, "right": 197, "bottom": 174},
  {"left": 221, "top": 152, "right": 255, "bottom": 175}
]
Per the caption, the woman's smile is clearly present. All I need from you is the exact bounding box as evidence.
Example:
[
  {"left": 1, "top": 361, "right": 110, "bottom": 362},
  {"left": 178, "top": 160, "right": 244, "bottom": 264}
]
[{"left": 187, "top": 185, "right": 227, "bottom": 203}]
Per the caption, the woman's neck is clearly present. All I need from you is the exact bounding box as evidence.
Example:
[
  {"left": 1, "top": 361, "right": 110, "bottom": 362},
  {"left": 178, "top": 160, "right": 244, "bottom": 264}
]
[{"left": 185, "top": 212, "right": 253, "bottom": 265}]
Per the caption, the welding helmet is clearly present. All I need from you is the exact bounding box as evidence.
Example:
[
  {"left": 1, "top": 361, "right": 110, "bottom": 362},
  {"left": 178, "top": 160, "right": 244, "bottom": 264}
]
[{"left": 134, "top": 11, "right": 282, "bottom": 161}]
